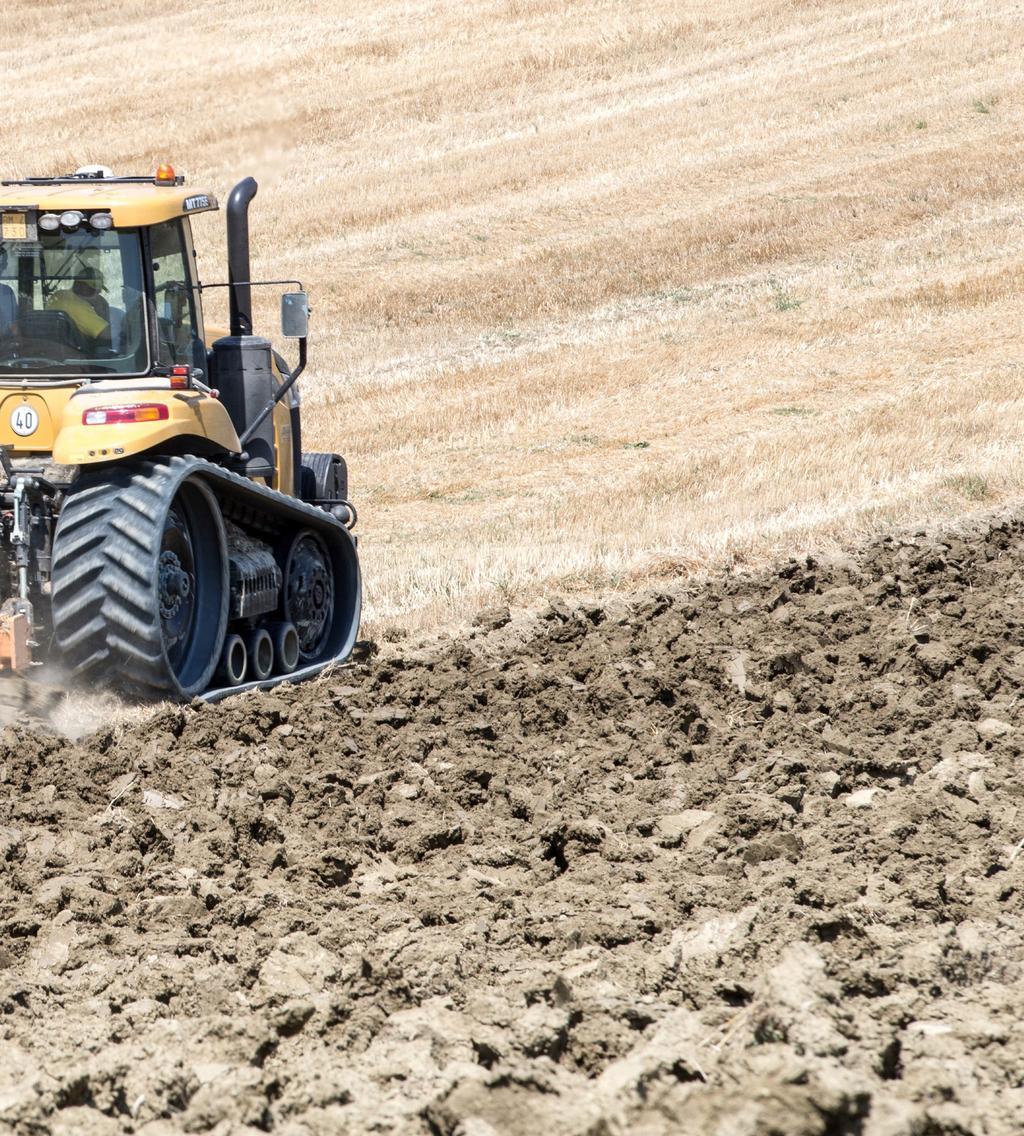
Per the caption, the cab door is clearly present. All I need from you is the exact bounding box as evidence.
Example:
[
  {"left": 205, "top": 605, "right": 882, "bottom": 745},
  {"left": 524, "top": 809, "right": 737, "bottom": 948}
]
[{"left": 146, "top": 219, "right": 205, "bottom": 373}]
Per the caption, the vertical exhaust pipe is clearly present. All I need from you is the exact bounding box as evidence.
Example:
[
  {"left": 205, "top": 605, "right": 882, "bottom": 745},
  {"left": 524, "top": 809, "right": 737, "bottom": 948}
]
[{"left": 226, "top": 177, "right": 258, "bottom": 336}]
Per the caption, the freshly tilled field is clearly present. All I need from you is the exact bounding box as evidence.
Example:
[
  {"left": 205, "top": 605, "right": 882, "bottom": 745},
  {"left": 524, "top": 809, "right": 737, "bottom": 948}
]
[{"left": 3, "top": 514, "right": 1024, "bottom": 1133}]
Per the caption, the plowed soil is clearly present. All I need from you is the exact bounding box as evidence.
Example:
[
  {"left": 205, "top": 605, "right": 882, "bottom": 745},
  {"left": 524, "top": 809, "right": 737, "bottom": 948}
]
[{"left": 4, "top": 514, "right": 1024, "bottom": 1135}]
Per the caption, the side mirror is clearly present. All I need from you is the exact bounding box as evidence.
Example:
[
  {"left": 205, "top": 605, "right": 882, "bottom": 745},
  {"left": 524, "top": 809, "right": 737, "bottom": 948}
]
[{"left": 281, "top": 291, "right": 309, "bottom": 339}]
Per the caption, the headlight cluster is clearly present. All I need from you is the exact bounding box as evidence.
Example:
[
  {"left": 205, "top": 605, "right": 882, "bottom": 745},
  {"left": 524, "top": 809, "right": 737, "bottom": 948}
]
[{"left": 38, "top": 210, "right": 113, "bottom": 232}]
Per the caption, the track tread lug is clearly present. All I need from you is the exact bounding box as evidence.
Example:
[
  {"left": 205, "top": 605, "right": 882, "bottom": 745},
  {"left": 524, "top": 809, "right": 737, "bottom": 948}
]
[{"left": 51, "top": 457, "right": 223, "bottom": 699}]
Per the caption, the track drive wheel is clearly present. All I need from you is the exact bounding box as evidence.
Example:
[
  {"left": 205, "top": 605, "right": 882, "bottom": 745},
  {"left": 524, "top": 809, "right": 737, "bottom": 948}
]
[
  {"left": 282, "top": 529, "right": 334, "bottom": 664},
  {"left": 51, "top": 459, "right": 228, "bottom": 699}
]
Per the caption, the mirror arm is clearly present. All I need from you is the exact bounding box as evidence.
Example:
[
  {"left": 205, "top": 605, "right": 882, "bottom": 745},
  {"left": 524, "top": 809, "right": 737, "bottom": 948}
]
[
  {"left": 238, "top": 337, "right": 306, "bottom": 448},
  {"left": 198, "top": 278, "right": 304, "bottom": 292}
]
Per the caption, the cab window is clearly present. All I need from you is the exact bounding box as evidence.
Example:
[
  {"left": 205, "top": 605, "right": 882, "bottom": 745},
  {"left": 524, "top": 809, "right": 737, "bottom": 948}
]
[
  {"left": 149, "top": 221, "right": 200, "bottom": 368},
  {"left": 0, "top": 227, "right": 148, "bottom": 376}
]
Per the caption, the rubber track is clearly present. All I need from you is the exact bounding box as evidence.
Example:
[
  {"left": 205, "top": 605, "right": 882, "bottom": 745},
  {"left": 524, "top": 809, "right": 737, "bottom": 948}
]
[
  {"left": 51, "top": 455, "right": 360, "bottom": 701},
  {"left": 51, "top": 460, "right": 185, "bottom": 698}
]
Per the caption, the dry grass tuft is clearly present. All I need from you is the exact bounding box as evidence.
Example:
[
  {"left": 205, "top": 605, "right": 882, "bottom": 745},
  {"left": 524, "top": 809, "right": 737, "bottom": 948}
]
[{"left": 3, "top": 0, "right": 1023, "bottom": 634}]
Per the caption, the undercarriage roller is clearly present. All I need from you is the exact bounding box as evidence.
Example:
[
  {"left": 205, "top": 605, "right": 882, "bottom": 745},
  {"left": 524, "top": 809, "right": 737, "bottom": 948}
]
[
  {"left": 269, "top": 622, "right": 300, "bottom": 674},
  {"left": 219, "top": 634, "right": 247, "bottom": 685},
  {"left": 245, "top": 627, "right": 274, "bottom": 681}
]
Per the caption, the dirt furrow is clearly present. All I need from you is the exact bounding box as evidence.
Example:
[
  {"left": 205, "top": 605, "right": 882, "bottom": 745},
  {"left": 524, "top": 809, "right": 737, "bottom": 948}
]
[{"left": 2, "top": 511, "right": 1024, "bottom": 1133}]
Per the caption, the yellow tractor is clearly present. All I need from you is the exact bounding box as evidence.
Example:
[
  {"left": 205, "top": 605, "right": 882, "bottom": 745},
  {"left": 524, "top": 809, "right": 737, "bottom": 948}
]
[{"left": 0, "top": 163, "right": 360, "bottom": 699}]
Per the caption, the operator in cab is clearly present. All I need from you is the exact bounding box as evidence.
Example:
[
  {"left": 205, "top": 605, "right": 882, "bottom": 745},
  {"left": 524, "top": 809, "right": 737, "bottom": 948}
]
[{"left": 46, "top": 256, "right": 112, "bottom": 348}]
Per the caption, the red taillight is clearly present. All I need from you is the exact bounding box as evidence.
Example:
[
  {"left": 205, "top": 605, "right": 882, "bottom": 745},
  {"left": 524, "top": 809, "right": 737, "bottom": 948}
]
[
  {"left": 170, "top": 365, "right": 189, "bottom": 390},
  {"left": 82, "top": 403, "right": 170, "bottom": 426}
]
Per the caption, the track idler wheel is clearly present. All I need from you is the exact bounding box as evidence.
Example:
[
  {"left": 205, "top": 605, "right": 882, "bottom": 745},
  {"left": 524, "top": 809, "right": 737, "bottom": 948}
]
[
  {"left": 158, "top": 485, "right": 228, "bottom": 694},
  {"left": 283, "top": 530, "right": 334, "bottom": 664}
]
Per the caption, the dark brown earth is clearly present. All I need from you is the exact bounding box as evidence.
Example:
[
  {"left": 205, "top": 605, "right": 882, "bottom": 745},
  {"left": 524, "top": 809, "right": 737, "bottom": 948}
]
[{"left": 3, "top": 513, "right": 1024, "bottom": 1134}]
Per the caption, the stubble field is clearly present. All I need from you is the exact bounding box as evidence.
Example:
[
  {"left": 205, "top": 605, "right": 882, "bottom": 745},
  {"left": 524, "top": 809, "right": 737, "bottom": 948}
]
[{"left": 3, "top": 0, "right": 1022, "bottom": 631}]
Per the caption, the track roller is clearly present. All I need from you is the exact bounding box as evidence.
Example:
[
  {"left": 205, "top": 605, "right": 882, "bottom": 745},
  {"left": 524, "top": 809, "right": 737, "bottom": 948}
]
[
  {"left": 245, "top": 628, "right": 274, "bottom": 681},
  {"left": 269, "top": 622, "right": 300, "bottom": 674},
  {"left": 219, "top": 634, "right": 248, "bottom": 685}
]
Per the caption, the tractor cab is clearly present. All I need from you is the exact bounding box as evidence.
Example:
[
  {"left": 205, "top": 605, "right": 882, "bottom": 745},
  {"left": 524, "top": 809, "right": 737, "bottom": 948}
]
[
  {"left": 0, "top": 166, "right": 314, "bottom": 497},
  {"left": 0, "top": 165, "right": 212, "bottom": 382}
]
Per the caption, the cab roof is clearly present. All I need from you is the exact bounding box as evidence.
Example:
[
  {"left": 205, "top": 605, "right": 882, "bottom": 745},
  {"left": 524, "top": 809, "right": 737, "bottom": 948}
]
[{"left": 0, "top": 179, "right": 219, "bottom": 227}]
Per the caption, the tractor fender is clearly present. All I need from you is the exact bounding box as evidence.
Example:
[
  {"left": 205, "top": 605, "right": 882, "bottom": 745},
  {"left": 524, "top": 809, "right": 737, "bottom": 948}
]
[{"left": 52, "top": 388, "right": 241, "bottom": 465}]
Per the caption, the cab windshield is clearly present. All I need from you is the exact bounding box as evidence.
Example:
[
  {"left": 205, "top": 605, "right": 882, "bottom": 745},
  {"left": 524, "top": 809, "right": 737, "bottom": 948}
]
[{"left": 0, "top": 228, "right": 148, "bottom": 376}]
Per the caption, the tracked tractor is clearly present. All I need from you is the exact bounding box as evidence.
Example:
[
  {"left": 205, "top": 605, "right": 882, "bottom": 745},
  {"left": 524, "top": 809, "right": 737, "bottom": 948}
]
[{"left": 0, "top": 163, "right": 360, "bottom": 700}]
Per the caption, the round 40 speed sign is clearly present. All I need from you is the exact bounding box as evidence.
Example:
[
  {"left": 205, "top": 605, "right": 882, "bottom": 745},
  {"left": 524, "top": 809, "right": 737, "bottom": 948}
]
[{"left": 10, "top": 404, "right": 39, "bottom": 438}]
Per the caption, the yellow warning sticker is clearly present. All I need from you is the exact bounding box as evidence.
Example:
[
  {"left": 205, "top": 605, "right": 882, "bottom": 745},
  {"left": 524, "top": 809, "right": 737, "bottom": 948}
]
[{"left": 1, "top": 213, "right": 27, "bottom": 240}]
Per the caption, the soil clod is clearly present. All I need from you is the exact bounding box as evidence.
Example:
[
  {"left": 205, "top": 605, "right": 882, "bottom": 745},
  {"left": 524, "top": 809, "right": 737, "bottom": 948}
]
[{"left": 3, "top": 514, "right": 1024, "bottom": 1131}]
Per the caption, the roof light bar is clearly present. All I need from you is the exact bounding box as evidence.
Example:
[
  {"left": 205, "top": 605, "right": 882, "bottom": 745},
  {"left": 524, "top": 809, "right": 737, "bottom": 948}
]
[{"left": 3, "top": 174, "right": 186, "bottom": 186}]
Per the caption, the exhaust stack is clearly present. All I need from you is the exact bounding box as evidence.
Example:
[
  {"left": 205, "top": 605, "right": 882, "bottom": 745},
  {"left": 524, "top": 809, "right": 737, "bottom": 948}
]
[{"left": 226, "top": 177, "right": 258, "bottom": 337}]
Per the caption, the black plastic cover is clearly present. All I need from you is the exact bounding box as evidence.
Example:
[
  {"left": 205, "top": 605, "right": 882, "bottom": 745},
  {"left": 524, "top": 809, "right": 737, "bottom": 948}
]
[{"left": 211, "top": 335, "right": 276, "bottom": 479}]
